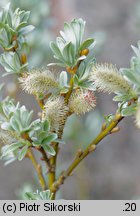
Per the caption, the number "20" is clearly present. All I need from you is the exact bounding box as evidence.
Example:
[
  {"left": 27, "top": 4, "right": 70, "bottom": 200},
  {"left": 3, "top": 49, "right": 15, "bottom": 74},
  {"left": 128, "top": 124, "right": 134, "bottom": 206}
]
[{"left": 125, "top": 203, "right": 136, "bottom": 211}]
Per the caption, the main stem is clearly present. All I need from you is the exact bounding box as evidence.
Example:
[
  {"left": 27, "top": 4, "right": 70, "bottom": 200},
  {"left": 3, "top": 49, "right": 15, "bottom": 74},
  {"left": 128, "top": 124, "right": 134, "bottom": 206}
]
[
  {"left": 51, "top": 113, "right": 123, "bottom": 194},
  {"left": 48, "top": 76, "right": 74, "bottom": 199}
]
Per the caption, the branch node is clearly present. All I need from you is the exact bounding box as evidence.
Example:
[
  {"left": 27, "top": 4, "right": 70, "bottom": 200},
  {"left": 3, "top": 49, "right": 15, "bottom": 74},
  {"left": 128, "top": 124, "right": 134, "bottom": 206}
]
[
  {"left": 115, "top": 113, "right": 122, "bottom": 121},
  {"left": 101, "top": 123, "right": 106, "bottom": 131},
  {"left": 76, "top": 149, "right": 83, "bottom": 158},
  {"left": 110, "top": 126, "right": 120, "bottom": 134},
  {"left": 88, "top": 145, "right": 96, "bottom": 153}
]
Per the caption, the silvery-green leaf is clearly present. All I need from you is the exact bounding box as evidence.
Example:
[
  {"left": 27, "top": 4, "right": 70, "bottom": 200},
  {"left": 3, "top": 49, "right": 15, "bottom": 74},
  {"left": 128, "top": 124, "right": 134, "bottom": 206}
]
[
  {"left": 59, "top": 71, "right": 68, "bottom": 87},
  {"left": 38, "top": 131, "right": 48, "bottom": 142},
  {"left": 16, "top": 22, "right": 28, "bottom": 31},
  {"left": 73, "top": 74, "right": 79, "bottom": 86},
  {"left": 0, "top": 83, "right": 4, "bottom": 92},
  {"left": 120, "top": 68, "right": 140, "bottom": 85},
  {"left": 25, "top": 192, "right": 38, "bottom": 200},
  {"left": 39, "top": 190, "right": 52, "bottom": 200},
  {"left": 1, "top": 122, "right": 11, "bottom": 130},
  {"left": 56, "top": 37, "right": 65, "bottom": 50},
  {"left": 63, "top": 22, "right": 76, "bottom": 45},
  {"left": 131, "top": 44, "right": 140, "bottom": 60},
  {"left": 50, "top": 41, "right": 63, "bottom": 60},
  {"left": 10, "top": 116, "right": 20, "bottom": 132},
  {"left": 42, "top": 133, "right": 57, "bottom": 145},
  {"left": 42, "top": 120, "right": 50, "bottom": 132},
  {"left": 42, "top": 144, "right": 56, "bottom": 156},
  {"left": 113, "top": 93, "right": 136, "bottom": 102},
  {"left": 25, "top": 190, "right": 52, "bottom": 200},
  {"left": 2, "top": 142, "right": 23, "bottom": 156},
  {"left": 19, "top": 25, "right": 35, "bottom": 35},
  {"left": 62, "top": 42, "right": 72, "bottom": 62},
  {"left": 60, "top": 87, "right": 69, "bottom": 94},
  {"left": 121, "top": 104, "right": 137, "bottom": 116},
  {"left": 80, "top": 38, "right": 94, "bottom": 50},
  {"left": 18, "top": 145, "right": 28, "bottom": 161},
  {"left": 21, "top": 11, "right": 30, "bottom": 22},
  {"left": 1, "top": 3, "right": 11, "bottom": 23}
]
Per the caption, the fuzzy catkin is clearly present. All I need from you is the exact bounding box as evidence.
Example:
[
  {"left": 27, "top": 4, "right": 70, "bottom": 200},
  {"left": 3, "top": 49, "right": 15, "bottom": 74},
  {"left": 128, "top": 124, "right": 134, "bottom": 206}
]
[
  {"left": 90, "top": 63, "right": 132, "bottom": 94},
  {"left": 19, "top": 69, "right": 58, "bottom": 95},
  {"left": 43, "top": 96, "right": 69, "bottom": 135},
  {"left": 0, "top": 129, "right": 14, "bottom": 146},
  {"left": 68, "top": 89, "right": 96, "bottom": 115}
]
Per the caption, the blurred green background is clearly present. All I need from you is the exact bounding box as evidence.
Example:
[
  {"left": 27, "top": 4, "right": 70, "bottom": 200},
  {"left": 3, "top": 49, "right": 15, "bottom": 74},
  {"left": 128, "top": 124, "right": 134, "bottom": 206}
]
[{"left": 0, "top": 0, "right": 140, "bottom": 200}]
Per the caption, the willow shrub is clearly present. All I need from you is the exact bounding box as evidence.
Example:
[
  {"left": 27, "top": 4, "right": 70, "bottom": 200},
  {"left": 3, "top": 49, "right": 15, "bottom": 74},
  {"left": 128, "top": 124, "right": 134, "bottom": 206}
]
[{"left": 0, "top": 3, "right": 139, "bottom": 200}]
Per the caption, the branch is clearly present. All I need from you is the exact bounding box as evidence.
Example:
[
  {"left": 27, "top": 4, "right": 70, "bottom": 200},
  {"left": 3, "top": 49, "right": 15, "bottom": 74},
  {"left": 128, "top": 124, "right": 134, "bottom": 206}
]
[
  {"left": 27, "top": 148, "right": 47, "bottom": 190},
  {"left": 36, "top": 147, "right": 52, "bottom": 171},
  {"left": 48, "top": 142, "right": 59, "bottom": 189},
  {"left": 51, "top": 113, "right": 124, "bottom": 193}
]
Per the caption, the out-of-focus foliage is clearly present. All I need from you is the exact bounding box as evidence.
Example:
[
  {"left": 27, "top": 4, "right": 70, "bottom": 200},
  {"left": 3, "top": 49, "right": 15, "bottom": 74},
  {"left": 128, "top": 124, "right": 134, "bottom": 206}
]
[
  {"left": 25, "top": 189, "right": 52, "bottom": 200},
  {"left": 0, "top": 0, "right": 54, "bottom": 67},
  {"left": 1, "top": 1, "right": 138, "bottom": 201}
]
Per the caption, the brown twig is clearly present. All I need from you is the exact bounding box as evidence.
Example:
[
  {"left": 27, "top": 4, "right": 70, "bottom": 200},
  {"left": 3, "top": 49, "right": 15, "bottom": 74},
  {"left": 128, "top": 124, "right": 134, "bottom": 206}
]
[{"left": 50, "top": 113, "right": 124, "bottom": 194}]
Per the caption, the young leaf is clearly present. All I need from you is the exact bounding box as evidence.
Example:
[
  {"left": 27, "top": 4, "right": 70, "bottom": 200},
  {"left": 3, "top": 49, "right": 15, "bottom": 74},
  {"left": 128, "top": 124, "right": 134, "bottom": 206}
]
[
  {"left": 121, "top": 104, "right": 137, "bottom": 116},
  {"left": 1, "top": 142, "right": 23, "bottom": 157},
  {"left": 42, "top": 144, "right": 56, "bottom": 156},
  {"left": 18, "top": 145, "right": 28, "bottom": 161},
  {"left": 42, "top": 133, "right": 57, "bottom": 145},
  {"left": 80, "top": 38, "right": 94, "bottom": 50},
  {"left": 19, "top": 25, "right": 35, "bottom": 35}
]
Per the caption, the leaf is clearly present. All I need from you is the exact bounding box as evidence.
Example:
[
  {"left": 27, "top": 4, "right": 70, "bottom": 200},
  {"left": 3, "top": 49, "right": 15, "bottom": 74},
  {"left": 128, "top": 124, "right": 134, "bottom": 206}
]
[
  {"left": 59, "top": 71, "right": 68, "bottom": 87},
  {"left": 42, "top": 133, "right": 57, "bottom": 145},
  {"left": 1, "top": 122, "right": 11, "bottom": 130},
  {"left": 39, "top": 190, "right": 52, "bottom": 200},
  {"left": 38, "top": 131, "right": 48, "bottom": 142},
  {"left": 10, "top": 116, "right": 20, "bottom": 132},
  {"left": 21, "top": 11, "right": 30, "bottom": 22},
  {"left": 2, "top": 142, "right": 23, "bottom": 157},
  {"left": 121, "top": 104, "right": 137, "bottom": 116},
  {"left": 0, "top": 83, "right": 5, "bottom": 93},
  {"left": 19, "top": 25, "right": 35, "bottom": 35},
  {"left": 42, "top": 120, "right": 50, "bottom": 132},
  {"left": 42, "top": 144, "right": 56, "bottom": 156},
  {"left": 1, "top": 3, "right": 11, "bottom": 23},
  {"left": 120, "top": 68, "right": 140, "bottom": 85},
  {"left": 25, "top": 190, "right": 52, "bottom": 200},
  {"left": 18, "top": 145, "right": 28, "bottom": 161},
  {"left": 50, "top": 41, "right": 63, "bottom": 60},
  {"left": 131, "top": 44, "right": 140, "bottom": 60},
  {"left": 113, "top": 93, "right": 136, "bottom": 102},
  {"left": 62, "top": 42, "right": 72, "bottom": 63},
  {"left": 80, "top": 38, "right": 94, "bottom": 50},
  {"left": 25, "top": 192, "right": 37, "bottom": 200}
]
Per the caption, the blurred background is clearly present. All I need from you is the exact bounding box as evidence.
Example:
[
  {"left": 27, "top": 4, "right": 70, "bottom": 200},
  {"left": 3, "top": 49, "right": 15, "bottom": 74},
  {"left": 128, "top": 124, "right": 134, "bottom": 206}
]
[{"left": 0, "top": 0, "right": 140, "bottom": 199}]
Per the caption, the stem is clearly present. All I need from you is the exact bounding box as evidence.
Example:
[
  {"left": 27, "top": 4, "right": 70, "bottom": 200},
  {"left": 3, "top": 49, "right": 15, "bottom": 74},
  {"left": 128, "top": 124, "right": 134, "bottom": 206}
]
[
  {"left": 48, "top": 143, "right": 59, "bottom": 186},
  {"left": 64, "top": 76, "right": 74, "bottom": 103},
  {"left": 37, "top": 147, "right": 52, "bottom": 171},
  {"left": 48, "top": 76, "right": 75, "bottom": 199},
  {"left": 51, "top": 113, "right": 123, "bottom": 193},
  {"left": 27, "top": 148, "right": 46, "bottom": 190}
]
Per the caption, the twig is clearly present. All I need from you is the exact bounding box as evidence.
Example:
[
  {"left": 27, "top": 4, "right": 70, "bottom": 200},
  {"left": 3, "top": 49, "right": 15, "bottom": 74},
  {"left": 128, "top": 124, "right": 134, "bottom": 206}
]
[
  {"left": 27, "top": 148, "right": 46, "bottom": 190},
  {"left": 48, "top": 76, "right": 74, "bottom": 199},
  {"left": 50, "top": 113, "right": 124, "bottom": 193},
  {"left": 37, "top": 147, "right": 52, "bottom": 171}
]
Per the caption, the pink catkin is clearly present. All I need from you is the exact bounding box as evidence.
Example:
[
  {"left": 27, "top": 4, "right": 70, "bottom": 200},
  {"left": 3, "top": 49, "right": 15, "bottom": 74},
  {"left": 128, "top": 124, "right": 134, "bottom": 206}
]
[{"left": 84, "top": 90, "right": 96, "bottom": 108}]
